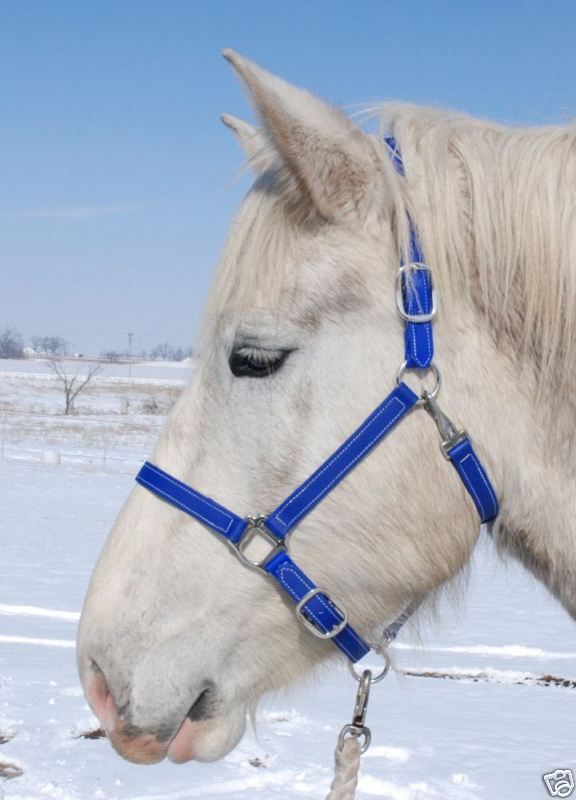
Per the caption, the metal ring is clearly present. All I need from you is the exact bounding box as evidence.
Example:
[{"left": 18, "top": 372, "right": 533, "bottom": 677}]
[
  {"left": 348, "top": 649, "right": 391, "bottom": 684},
  {"left": 396, "top": 361, "right": 441, "bottom": 402},
  {"left": 338, "top": 724, "right": 372, "bottom": 754}
]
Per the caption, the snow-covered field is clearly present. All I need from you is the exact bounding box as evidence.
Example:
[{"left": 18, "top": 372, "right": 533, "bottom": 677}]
[{"left": 0, "top": 370, "right": 574, "bottom": 799}]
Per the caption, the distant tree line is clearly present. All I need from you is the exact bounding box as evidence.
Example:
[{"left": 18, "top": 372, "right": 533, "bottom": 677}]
[
  {"left": 0, "top": 327, "right": 24, "bottom": 358},
  {"left": 100, "top": 342, "right": 192, "bottom": 362},
  {"left": 0, "top": 326, "right": 192, "bottom": 362}
]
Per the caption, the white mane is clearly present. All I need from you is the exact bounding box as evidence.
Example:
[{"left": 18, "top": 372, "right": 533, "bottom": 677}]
[
  {"left": 208, "top": 103, "right": 576, "bottom": 401},
  {"left": 380, "top": 105, "right": 576, "bottom": 397}
]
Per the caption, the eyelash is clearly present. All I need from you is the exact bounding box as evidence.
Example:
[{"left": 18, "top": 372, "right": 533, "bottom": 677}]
[{"left": 228, "top": 346, "right": 292, "bottom": 378}]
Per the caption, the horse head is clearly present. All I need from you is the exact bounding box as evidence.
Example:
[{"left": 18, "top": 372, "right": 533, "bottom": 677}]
[{"left": 78, "top": 51, "right": 570, "bottom": 765}]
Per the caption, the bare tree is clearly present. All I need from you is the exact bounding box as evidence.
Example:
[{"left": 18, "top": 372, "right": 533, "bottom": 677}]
[
  {"left": 32, "top": 335, "right": 68, "bottom": 356},
  {"left": 47, "top": 358, "right": 102, "bottom": 415},
  {"left": 0, "top": 327, "right": 24, "bottom": 358},
  {"left": 100, "top": 350, "right": 122, "bottom": 362},
  {"left": 149, "top": 341, "right": 192, "bottom": 361}
]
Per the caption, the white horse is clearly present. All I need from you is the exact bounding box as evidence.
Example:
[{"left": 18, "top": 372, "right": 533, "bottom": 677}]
[{"left": 77, "top": 50, "right": 576, "bottom": 765}]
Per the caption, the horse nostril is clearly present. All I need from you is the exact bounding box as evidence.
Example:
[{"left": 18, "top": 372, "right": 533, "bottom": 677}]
[
  {"left": 186, "top": 687, "right": 214, "bottom": 722},
  {"left": 83, "top": 659, "right": 119, "bottom": 731}
]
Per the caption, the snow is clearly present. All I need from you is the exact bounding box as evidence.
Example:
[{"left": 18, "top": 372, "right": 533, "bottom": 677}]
[
  {"left": 1, "top": 377, "right": 575, "bottom": 799},
  {"left": 0, "top": 607, "right": 80, "bottom": 623}
]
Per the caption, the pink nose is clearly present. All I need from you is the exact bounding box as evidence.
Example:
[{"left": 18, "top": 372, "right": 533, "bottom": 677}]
[
  {"left": 82, "top": 661, "right": 169, "bottom": 764},
  {"left": 83, "top": 662, "right": 118, "bottom": 731}
]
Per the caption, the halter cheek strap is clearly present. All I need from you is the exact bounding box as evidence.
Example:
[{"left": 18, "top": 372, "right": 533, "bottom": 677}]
[{"left": 135, "top": 140, "right": 499, "bottom": 663}]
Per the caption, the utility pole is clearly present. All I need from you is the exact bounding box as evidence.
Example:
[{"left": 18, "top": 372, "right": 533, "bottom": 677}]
[{"left": 128, "top": 332, "right": 134, "bottom": 381}]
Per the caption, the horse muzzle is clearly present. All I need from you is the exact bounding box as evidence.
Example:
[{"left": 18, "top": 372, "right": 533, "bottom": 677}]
[{"left": 80, "top": 657, "right": 246, "bottom": 763}]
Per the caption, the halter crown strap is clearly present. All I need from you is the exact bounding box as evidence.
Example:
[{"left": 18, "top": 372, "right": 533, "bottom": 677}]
[{"left": 387, "top": 136, "right": 435, "bottom": 370}]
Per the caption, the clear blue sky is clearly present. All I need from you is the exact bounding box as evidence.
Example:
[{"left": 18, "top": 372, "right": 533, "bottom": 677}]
[{"left": 2, "top": 0, "right": 575, "bottom": 355}]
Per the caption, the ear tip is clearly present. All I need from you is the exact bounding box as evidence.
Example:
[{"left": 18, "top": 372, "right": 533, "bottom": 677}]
[
  {"left": 222, "top": 48, "right": 257, "bottom": 80},
  {"left": 220, "top": 114, "right": 251, "bottom": 136},
  {"left": 222, "top": 48, "right": 240, "bottom": 65}
]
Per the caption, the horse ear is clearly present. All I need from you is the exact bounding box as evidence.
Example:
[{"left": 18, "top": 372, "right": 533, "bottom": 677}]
[
  {"left": 222, "top": 49, "right": 394, "bottom": 228},
  {"left": 221, "top": 114, "right": 272, "bottom": 174}
]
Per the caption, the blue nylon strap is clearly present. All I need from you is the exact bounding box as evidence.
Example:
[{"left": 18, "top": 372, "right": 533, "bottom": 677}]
[
  {"left": 385, "top": 136, "right": 404, "bottom": 176},
  {"left": 445, "top": 438, "right": 499, "bottom": 523},
  {"left": 386, "top": 136, "right": 434, "bottom": 369},
  {"left": 265, "top": 382, "right": 419, "bottom": 539},
  {"left": 135, "top": 466, "right": 372, "bottom": 662},
  {"left": 264, "top": 550, "right": 370, "bottom": 661},
  {"left": 136, "top": 461, "right": 249, "bottom": 544},
  {"left": 401, "top": 267, "right": 434, "bottom": 368}
]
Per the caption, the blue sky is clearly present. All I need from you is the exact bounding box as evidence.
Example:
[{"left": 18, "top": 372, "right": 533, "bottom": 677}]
[{"left": 2, "top": 0, "right": 575, "bottom": 354}]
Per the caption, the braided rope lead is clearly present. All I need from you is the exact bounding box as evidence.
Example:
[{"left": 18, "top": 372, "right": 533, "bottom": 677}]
[{"left": 325, "top": 736, "right": 362, "bottom": 800}]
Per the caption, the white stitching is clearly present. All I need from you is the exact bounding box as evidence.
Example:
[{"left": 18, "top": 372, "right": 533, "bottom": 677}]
[
  {"left": 143, "top": 463, "right": 234, "bottom": 533},
  {"left": 456, "top": 451, "right": 498, "bottom": 520},
  {"left": 276, "top": 564, "right": 356, "bottom": 660},
  {"left": 407, "top": 272, "right": 432, "bottom": 368},
  {"left": 409, "top": 321, "right": 432, "bottom": 368},
  {"left": 273, "top": 396, "right": 407, "bottom": 528},
  {"left": 138, "top": 470, "right": 234, "bottom": 535},
  {"left": 345, "top": 626, "right": 368, "bottom": 653}
]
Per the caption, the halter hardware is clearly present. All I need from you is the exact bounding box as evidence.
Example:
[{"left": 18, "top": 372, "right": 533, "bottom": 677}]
[
  {"left": 234, "top": 515, "right": 286, "bottom": 571},
  {"left": 338, "top": 669, "right": 373, "bottom": 754},
  {"left": 395, "top": 263, "right": 438, "bottom": 323},
  {"left": 296, "top": 588, "right": 349, "bottom": 639},
  {"left": 396, "top": 361, "right": 441, "bottom": 402},
  {"left": 423, "top": 391, "right": 469, "bottom": 460},
  {"left": 135, "top": 137, "right": 499, "bottom": 666},
  {"left": 348, "top": 647, "right": 391, "bottom": 684}
]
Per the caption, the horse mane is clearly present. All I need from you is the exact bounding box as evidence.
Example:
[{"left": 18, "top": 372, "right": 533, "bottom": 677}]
[
  {"left": 377, "top": 104, "right": 576, "bottom": 399},
  {"left": 207, "top": 102, "right": 576, "bottom": 401}
]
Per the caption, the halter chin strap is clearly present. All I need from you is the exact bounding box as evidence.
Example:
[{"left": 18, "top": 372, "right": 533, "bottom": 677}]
[{"left": 135, "top": 140, "right": 499, "bottom": 663}]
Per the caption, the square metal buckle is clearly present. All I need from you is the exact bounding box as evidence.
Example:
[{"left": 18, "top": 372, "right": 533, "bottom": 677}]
[
  {"left": 235, "top": 516, "right": 285, "bottom": 571},
  {"left": 295, "top": 587, "right": 349, "bottom": 640},
  {"left": 395, "top": 264, "right": 437, "bottom": 323}
]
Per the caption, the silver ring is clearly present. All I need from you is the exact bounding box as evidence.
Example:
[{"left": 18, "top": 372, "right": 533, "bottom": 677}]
[
  {"left": 338, "top": 724, "right": 372, "bottom": 754},
  {"left": 396, "top": 361, "right": 441, "bottom": 402},
  {"left": 348, "top": 650, "right": 391, "bottom": 684}
]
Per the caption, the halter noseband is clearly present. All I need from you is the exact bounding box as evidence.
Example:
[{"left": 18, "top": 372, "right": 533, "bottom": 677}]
[{"left": 135, "top": 138, "right": 498, "bottom": 664}]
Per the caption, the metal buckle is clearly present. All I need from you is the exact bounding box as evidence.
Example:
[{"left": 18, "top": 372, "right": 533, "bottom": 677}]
[
  {"left": 395, "top": 264, "right": 437, "bottom": 323},
  {"left": 295, "top": 588, "right": 349, "bottom": 639},
  {"left": 234, "top": 516, "right": 286, "bottom": 571}
]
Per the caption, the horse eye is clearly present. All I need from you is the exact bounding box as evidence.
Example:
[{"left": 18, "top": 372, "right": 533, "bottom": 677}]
[{"left": 229, "top": 345, "right": 292, "bottom": 378}]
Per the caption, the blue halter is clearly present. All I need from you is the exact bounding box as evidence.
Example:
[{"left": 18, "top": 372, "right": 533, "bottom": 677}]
[{"left": 135, "top": 139, "right": 499, "bottom": 664}]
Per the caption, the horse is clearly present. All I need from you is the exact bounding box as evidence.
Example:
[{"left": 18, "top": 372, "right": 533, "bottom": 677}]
[{"left": 77, "top": 50, "right": 576, "bottom": 766}]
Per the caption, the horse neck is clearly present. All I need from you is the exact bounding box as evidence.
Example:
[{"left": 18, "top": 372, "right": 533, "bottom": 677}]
[
  {"left": 434, "top": 126, "right": 576, "bottom": 619},
  {"left": 391, "top": 111, "right": 576, "bottom": 617}
]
